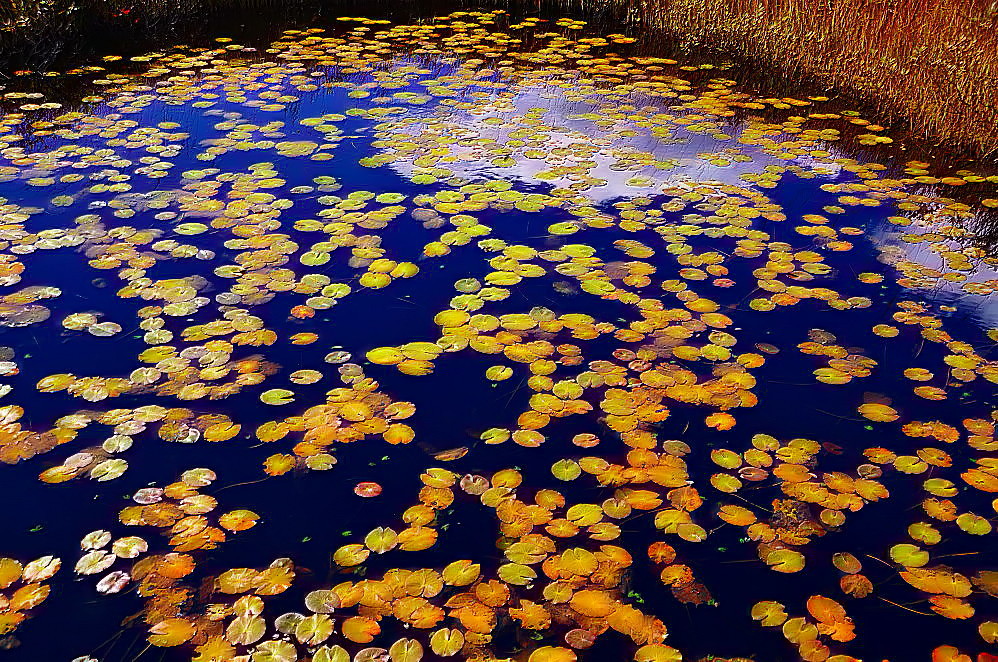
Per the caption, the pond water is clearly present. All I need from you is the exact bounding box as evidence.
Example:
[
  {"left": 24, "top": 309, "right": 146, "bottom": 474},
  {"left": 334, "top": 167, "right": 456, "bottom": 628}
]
[{"left": 1, "top": 9, "right": 998, "bottom": 662}]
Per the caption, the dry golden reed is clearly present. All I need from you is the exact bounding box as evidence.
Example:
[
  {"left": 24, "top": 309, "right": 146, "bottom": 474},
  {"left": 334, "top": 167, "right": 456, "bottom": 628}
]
[{"left": 622, "top": 0, "right": 998, "bottom": 154}]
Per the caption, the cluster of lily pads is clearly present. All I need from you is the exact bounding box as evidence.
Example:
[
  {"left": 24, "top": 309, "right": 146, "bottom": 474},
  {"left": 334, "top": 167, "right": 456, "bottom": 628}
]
[{"left": 1, "top": 8, "right": 998, "bottom": 662}]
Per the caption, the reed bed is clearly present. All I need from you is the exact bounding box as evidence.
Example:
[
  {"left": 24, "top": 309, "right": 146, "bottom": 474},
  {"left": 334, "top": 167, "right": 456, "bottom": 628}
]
[{"left": 623, "top": 0, "right": 998, "bottom": 155}]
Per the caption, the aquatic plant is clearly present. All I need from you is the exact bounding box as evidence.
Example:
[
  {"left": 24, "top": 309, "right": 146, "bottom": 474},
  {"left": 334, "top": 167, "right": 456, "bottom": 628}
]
[{"left": 0, "top": 10, "right": 997, "bottom": 662}]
